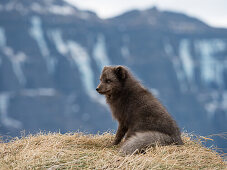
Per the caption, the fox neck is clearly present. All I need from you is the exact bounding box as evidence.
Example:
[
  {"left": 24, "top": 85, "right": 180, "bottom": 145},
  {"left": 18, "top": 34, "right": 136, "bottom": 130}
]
[{"left": 106, "top": 77, "right": 145, "bottom": 121}]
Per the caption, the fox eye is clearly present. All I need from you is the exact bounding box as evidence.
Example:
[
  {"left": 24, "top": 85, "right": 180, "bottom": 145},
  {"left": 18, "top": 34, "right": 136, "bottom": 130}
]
[{"left": 106, "top": 79, "right": 111, "bottom": 83}]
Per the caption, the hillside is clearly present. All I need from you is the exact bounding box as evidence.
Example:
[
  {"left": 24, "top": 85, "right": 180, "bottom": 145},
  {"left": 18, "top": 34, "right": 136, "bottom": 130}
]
[
  {"left": 0, "top": 132, "right": 226, "bottom": 169},
  {"left": 0, "top": 0, "right": 227, "bottom": 151}
]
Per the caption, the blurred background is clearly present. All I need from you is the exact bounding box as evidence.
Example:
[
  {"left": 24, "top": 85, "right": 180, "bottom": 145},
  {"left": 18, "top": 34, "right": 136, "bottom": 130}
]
[{"left": 0, "top": 0, "right": 226, "bottom": 152}]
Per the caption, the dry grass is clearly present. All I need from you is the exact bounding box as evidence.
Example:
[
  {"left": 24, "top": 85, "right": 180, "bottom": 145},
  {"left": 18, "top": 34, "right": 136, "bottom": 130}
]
[{"left": 0, "top": 132, "right": 226, "bottom": 169}]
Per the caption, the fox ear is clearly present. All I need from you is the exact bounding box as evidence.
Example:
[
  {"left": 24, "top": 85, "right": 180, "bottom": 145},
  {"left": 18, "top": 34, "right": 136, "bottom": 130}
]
[{"left": 115, "top": 66, "right": 127, "bottom": 80}]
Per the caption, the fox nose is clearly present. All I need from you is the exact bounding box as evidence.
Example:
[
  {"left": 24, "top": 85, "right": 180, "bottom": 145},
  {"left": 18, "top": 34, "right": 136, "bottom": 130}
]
[{"left": 96, "top": 88, "right": 99, "bottom": 92}]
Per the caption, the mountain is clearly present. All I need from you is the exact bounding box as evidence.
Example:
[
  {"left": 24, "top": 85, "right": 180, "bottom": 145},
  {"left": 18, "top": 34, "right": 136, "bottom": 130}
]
[{"left": 0, "top": 0, "right": 226, "bottom": 151}]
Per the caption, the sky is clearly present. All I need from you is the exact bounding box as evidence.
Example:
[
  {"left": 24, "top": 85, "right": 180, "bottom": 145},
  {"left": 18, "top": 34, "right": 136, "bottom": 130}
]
[{"left": 65, "top": 0, "right": 227, "bottom": 28}]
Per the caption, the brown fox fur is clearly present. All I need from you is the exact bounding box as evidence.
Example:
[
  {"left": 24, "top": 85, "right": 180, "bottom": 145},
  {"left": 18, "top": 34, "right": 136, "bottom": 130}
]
[{"left": 96, "top": 65, "right": 183, "bottom": 155}]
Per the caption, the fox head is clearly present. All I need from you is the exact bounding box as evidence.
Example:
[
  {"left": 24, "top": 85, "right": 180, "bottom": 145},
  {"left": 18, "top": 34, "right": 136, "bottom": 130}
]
[{"left": 96, "top": 65, "right": 128, "bottom": 96}]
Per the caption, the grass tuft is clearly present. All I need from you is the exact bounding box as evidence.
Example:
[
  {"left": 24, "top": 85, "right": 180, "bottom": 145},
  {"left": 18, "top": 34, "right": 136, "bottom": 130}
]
[{"left": 0, "top": 132, "right": 226, "bottom": 169}]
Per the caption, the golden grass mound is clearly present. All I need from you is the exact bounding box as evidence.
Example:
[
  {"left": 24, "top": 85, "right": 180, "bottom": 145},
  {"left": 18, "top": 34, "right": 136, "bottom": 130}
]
[{"left": 0, "top": 132, "right": 226, "bottom": 169}]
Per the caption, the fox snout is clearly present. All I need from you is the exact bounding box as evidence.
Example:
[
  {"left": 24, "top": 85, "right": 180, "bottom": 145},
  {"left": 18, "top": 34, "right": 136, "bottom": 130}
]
[
  {"left": 96, "top": 83, "right": 101, "bottom": 91},
  {"left": 96, "top": 84, "right": 102, "bottom": 93},
  {"left": 96, "top": 84, "right": 110, "bottom": 95}
]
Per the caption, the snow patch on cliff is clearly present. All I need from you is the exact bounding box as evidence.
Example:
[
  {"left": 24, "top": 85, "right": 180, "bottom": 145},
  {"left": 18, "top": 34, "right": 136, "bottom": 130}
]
[
  {"left": 195, "top": 39, "right": 226, "bottom": 87},
  {"left": 49, "top": 30, "right": 68, "bottom": 55},
  {"left": 1, "top": 1, "right": 93, "bottom": 19},
  {"left": 67, "top": 41, "right": 106, "bottom": 106},
  {"left": 49, "top": 5, "right": 75, "bottom": 15},
  {"left": 179, "top": 39, "right": 194, "bottom": 82},
  {"left": 4, "top": 47, "right": 27, "bottom": 86},
  {"left": 121, "top": 35, "right": 132, "bottom": 62},
  {"left": 50, "top": 30, "right": 106, "bottom": 106},
  {"left": 93, "top": 34, "right": 110, "bottom": 71},
  {"left": 203, "top": 90, "right": 227, "bottom": 118},
  {"left": 165, "top": 38, "right": 226, "bottom": 94},
  {"left": 164, "top": 42, "right": 188, "bottom": 91},
  {"left": 0, "top": 27, "right": 6, "bottom": 47},
  {"left": 21, "top": 88, "right": 57, "bottom": 97},
  {"left": 121, "top": 46, "right": 130, "bottom": 60},
  {"left": 0, "top": 27, "right": 27, "bottom": 85},
  {"left": 0, "top": 93, "right": 22, "bottom": 129},
  {"left": 30, "top": 16, "right": 56, "bottom": 74},
  {"left": 67, "top": 41, "right": 94, "bottom": 93}
]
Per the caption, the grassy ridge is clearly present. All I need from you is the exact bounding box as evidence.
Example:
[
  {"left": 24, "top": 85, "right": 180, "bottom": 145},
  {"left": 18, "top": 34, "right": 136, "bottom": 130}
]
[{"left": 0, "top": 132, "right": 226, "bottom": 169}]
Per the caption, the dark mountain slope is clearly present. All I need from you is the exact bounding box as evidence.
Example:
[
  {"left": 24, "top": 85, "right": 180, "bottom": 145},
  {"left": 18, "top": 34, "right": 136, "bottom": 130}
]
[{"left": 0, "top": 0, "right": 226, "bottom": 151}]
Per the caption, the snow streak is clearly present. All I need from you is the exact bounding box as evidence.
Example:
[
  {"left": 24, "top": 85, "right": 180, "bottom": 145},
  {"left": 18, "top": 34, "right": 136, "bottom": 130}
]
[
  {"left": 0, "top": 93, "right": 22, "bottom": 129},
  {"left": 93, "top": 34, "right": 110, "bottom": 71},
  {"left": 50, "top": 30, "right": 106, "bottom": 106},
  {"left": 30, "top": 16, "right": 56, "bottom": 74}
]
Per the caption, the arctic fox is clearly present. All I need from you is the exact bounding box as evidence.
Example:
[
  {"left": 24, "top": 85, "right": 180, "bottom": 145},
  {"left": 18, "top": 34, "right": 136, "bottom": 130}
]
[{"left": 96, "top": 65, "right": 183, "bottom": 154}]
